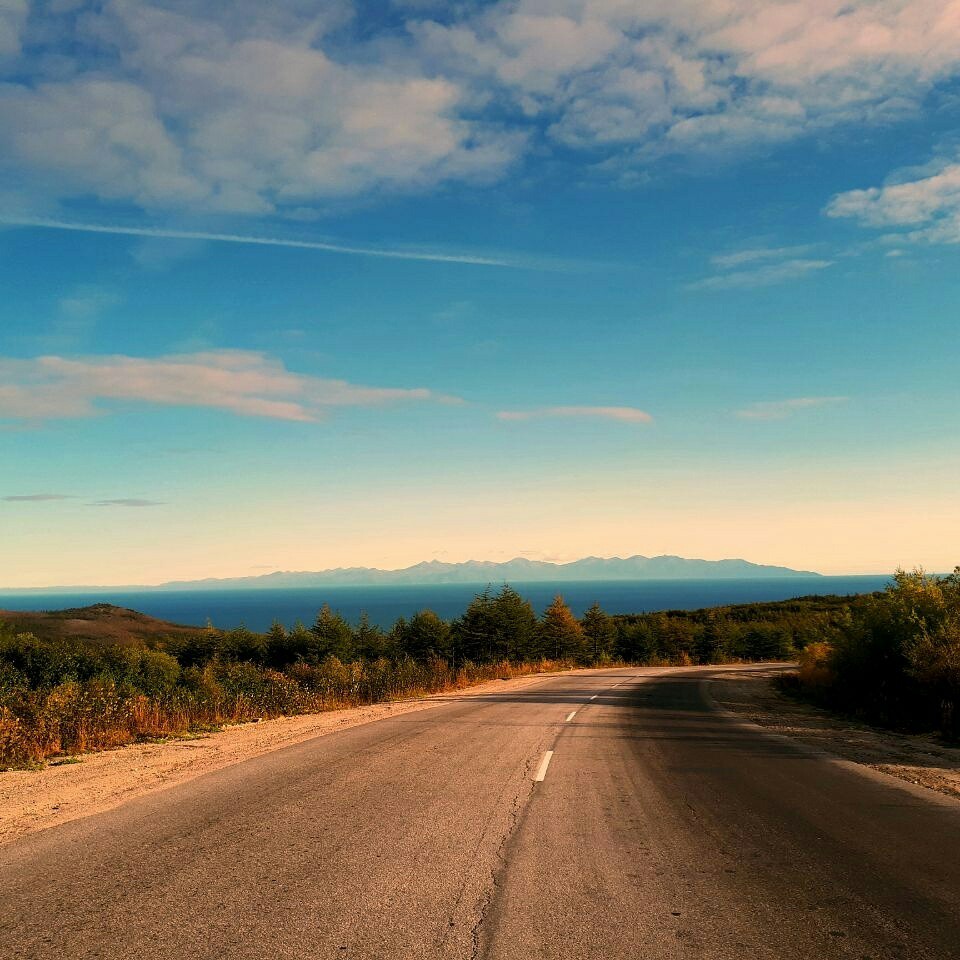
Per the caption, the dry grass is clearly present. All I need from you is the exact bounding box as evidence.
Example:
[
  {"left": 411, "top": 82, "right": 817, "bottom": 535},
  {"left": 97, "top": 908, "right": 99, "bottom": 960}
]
[{"left": 0, "top": 657, "right": 568, "bottom": 769}]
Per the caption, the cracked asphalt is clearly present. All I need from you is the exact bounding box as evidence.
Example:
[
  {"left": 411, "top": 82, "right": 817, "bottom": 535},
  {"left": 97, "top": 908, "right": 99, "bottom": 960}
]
[{"left": 1, "top": 665, "right": 959, "bottom": 959}]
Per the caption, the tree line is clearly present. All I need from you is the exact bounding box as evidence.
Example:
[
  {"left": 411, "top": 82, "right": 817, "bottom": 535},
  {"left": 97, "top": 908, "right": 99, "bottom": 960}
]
[
  {"left": 161, "top": 585, "right": 851, "bottom": 670},
  {"left": 791, "top": 568, "right": 960, "bottom": 739},
  {"left": 0, "top": 582, "right": 875, "bottom": 768}
]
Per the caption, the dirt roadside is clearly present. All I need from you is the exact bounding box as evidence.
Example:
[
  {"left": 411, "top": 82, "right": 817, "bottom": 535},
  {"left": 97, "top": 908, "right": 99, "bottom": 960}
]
[
  {"left": 707, "top": 666, "right": 960, "bottom": 801},
  {"left": 0, "top": 670, "right": 568, "bottom": 847}
]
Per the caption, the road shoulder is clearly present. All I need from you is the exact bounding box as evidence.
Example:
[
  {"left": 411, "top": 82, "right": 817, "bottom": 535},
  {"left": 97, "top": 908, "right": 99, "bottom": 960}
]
[
  {"left": 0, "top": 670, "right": 574, "bottom": 847},
  {"left": 707, "top": 666, "right": 960, "bottom": 802}
]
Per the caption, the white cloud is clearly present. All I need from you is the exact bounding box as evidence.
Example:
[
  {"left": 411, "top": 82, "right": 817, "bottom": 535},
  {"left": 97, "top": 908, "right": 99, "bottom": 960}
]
[
  {"left": 497, "top": 406, "right": 653, "bottom": 423},
  {"left": 0, "top": 2, "right": 522, "bottom": 214},
  {"left": 737, "top": 396, "right": 848, "bottom": 420},
  {"left": 413, "top": 0, "right": 960, "bottom": 162},
  {"left": 0, "top": 350, "right": 460, "bottom": 423},
  {"left": 3, "top": 1, "right": 960, "bottom": 213},
  {"left": 0, "top": 78, "right": 207, "bottom": 208},
  {"left": 825, "top": 157, "right": 960, "bottom": 243}
]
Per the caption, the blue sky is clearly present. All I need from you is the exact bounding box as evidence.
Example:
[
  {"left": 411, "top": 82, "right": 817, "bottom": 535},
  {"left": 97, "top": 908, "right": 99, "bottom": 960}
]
[{"left": 1, "top": 0, "right": 959, "bottom": 585}]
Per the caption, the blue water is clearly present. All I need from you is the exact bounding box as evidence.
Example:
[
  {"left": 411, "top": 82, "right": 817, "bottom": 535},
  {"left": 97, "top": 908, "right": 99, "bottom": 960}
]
[{"left": 0, "top": 576, "right": 891, "bottom": 631}]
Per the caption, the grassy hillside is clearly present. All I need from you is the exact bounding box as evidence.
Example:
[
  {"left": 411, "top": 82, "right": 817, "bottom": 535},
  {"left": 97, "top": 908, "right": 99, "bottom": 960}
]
[{"left": 0, "top": 604, "right": 199, "bottom": 646}]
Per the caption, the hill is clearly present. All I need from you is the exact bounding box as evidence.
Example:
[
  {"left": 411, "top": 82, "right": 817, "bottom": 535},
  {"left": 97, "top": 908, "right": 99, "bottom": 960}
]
[{"left": 0, "top": 604, "right": 200, "bottom": 646}]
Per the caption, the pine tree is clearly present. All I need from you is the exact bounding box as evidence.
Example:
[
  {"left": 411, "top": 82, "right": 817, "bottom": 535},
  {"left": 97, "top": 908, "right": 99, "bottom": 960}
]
[
  {"left": 403, "top": 610, "right": 451, "bottom": 661},
  {"left": 540, "top": 595, "right": 586, "bottom": 662},
  {"left": 310, "top": 604, "right": 355, "bottom": 662},
  {"left": 353, "top": 612, "right": 386, "bottom": 660},
  {"left": 581, "top": 602, "right": 616, "bottom": 663}
]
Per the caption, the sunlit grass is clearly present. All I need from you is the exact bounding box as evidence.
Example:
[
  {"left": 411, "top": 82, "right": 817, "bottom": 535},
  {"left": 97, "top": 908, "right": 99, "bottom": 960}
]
[{"left": 0, "top": 656, "right": 568, "bottom": 769}]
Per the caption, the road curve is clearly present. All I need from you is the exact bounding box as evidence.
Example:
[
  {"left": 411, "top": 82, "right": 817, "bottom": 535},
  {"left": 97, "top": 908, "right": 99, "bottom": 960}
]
[{"left": 1, "top": 665, "right": 958, "bottom": 959}]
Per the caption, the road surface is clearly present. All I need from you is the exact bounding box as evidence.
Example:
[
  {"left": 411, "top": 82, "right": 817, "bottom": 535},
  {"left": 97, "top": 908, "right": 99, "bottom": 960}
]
[{"left": 2, "top": 665, "right": 959, "bottom": 959}]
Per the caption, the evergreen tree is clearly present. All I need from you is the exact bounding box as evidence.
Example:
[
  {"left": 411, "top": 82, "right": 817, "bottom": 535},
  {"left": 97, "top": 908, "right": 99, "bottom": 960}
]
[
  {"left": 353, "top": 612, "right": 387, "bottom": 660},
  {"left": 402, "top": 610, "right": 451, "bottom": 661},
  {"left": 492, "top": 585, "right": 539, "bottom": 661},
  {"left": 453, "top": 587, "right": 497, "bottom": 663},
  {"left": 219, "top": 625, "right": 268, "bottom": 664},
  {"left": 387, "top": 617, "right": 408, "bottom": 660},
  {"left": 310, "top": 604, "right": 355, "bottom": 662},
  {"left": 540, "top": 595, "right": 586, "bottom": 662},
  {"left": 453, "top": 584, "right": 539, "bottom": 663},
  {"left": 581, "top": 602, "right": 617, "bottom": 663}
]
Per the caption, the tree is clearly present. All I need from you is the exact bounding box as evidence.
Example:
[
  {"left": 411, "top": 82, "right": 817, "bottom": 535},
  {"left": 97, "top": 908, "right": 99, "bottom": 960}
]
[
  {"left": 402, "top": 610, "right": 451, "bottom": 661},
  {"left": 453, "top": 585, "right": 539, "bottom": 663},
  {"left": 540, "top": 595, "right": 585, "bottom": 662},
  {"left": 353, "top": 612, "right": 387, "bottom": 660},
  {"left": 581, "top": 602, "right": 616, "bottom": 663},
  {"left": 453, "top": 587, "right": 496, "bottom": 663},
  {"left": 219, "top": 625, "right": 268, "bottom": 664},
  {"left": 491, "top": 585, "right": 539, "bottom": 661},
  {"left": 310, "top": 604, "right": 355, "bottom": 662},
  {"left": 265, "top": 619, "right": 291, "bottom": 668},
  {"left": 614, "top": 618, "right": 656, "bottom": 664}
]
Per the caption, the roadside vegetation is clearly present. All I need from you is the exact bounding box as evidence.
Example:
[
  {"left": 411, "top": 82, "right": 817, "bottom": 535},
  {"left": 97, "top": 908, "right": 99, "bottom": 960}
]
[
  {"left": 0, "top": 585, "right": 862, "bottom": 767},
  {"left": 787, "top": 568, "right": 960, "bottom": 740}
]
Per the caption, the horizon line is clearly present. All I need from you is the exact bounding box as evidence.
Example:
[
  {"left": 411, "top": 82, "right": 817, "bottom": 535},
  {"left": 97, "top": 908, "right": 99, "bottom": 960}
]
[{"left": 0, "top": 555, "right": 878, "bottom": 593}]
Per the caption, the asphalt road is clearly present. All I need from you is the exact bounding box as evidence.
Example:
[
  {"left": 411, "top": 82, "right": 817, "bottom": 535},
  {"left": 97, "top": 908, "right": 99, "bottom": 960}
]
[{"left": 2, "top": 665, "right": 959, "bottom": 960}]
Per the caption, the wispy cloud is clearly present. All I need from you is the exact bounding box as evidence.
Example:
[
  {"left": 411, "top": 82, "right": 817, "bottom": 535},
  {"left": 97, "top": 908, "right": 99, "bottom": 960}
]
[
  {"left": 693, "top": 257, "right": 833, "bottom": 290},
  {"left": 737, "top": 397, "right": 848, "bottom": 421},
  {"left": 3, "top": 493, "right": 166, "bottom": 507},
  {"left": 709, "top": 245, "right": 817, "bottom": 270},
  {"left": 0, "top": 350, "right": 461, "bottom": 423},
  {"left": 88, "top": 499, "right": 164, "bottom": 508},
  {"left": 58, "top": 286, "right": 122, "bottom": 321},
  {"left": 0, "top": 216, "right": 526, "bottom": 269},
  {"left": 497, "top": 406, "right": 653, "bottom": 424}
]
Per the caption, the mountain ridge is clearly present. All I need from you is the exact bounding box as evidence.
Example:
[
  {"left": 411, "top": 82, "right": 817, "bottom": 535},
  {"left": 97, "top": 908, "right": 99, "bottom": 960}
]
[{"left": 0, "top": 555, "right": 822, "bottom": 593}]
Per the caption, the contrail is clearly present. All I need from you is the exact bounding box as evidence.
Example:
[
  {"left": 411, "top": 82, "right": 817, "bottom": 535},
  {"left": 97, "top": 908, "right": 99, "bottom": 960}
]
[{"left": 0, "top": 215, "right": 522, "bottom": 268}]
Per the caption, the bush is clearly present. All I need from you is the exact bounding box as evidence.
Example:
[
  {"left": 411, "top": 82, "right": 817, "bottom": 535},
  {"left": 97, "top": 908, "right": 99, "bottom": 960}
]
[{"left": 794, "top": 568, "right": 960, "bottom": 738}]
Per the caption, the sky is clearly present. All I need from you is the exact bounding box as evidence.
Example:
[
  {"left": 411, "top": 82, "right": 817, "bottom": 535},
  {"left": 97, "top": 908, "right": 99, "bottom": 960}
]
[{"left": 1, "top": 0, "right": 959, "bottom": 587}]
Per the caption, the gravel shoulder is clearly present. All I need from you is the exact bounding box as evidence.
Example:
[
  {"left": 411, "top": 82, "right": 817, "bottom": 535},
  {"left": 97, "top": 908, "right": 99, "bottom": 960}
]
[
  {"left": 708, "top": 666, "right": 960, "bottom": 802},
  {"left": 0, "top": 670, "right": 571, "bottom": 847}
]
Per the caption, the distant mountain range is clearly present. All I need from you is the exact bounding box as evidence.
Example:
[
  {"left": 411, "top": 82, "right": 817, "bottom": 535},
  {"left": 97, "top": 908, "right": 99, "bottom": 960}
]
[
  {"left": 0, "top": 555, "right": 822, "bottom": 594},
  {"left": 89, "top": 555, "right": 818, "bottom": 592}
]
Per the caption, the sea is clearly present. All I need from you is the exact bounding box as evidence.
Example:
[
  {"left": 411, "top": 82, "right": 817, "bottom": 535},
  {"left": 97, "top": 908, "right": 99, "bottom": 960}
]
[{"left": 0, "top": 576, "right": 892, "bottom": 632}]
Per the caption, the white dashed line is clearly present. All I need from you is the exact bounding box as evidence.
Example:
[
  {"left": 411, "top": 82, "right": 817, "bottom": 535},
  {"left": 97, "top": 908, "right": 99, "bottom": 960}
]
[
  {"left": 534, "top": 751, "right": 554, "bottom": 782},
  {"left": 565, "top": 711, "right": 577, "bottom": 722},
  {"left": 589, "top": 694, "right": 598, "bottom": 701}
]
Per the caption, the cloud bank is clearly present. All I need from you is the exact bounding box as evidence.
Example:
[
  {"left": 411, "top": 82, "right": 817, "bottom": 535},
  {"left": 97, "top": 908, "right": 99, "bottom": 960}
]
[
  {"left": 0, "top": 350, "right": 459, "bottom": 423},
  {"left": 1, "top": 1, "right": 958, "bottom": 214}
]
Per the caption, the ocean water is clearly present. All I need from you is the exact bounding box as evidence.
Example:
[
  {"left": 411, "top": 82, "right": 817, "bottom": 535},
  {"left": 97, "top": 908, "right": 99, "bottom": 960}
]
[{"left": 0, "top": 576, "right": 892, "bottom": 632}]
